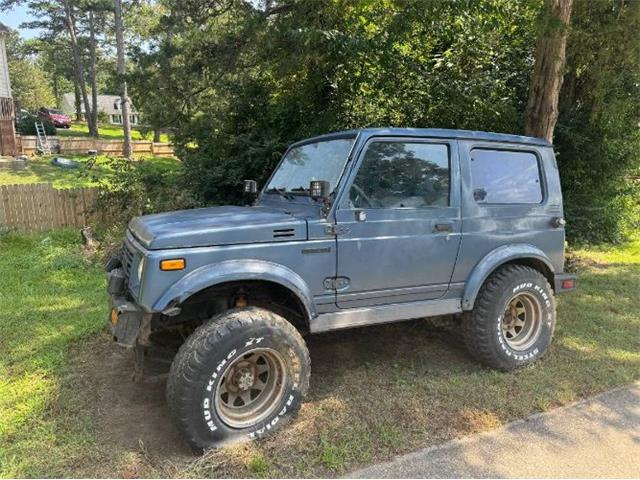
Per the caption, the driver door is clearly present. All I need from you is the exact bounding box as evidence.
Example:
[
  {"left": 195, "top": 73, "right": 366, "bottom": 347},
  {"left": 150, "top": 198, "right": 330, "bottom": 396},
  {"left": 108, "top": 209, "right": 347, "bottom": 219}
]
[{"left": 334, "top": 138, "right": 461, "bottom": 308}]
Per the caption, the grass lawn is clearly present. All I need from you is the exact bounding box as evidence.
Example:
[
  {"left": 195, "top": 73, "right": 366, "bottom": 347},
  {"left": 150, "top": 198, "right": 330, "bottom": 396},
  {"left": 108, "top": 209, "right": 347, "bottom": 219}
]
[
  {"left": 0, "top": 155, "right": 181, "bottom": 189},
  {"left": 56, "top": 122, "right": 170, "bottom": 143},
  {"left": 0, "top": 232, "right": 638, "bottom": 477}
]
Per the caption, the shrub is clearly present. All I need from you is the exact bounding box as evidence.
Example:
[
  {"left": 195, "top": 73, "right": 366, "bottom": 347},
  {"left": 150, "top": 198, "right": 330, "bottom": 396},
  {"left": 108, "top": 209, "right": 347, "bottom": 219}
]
[
  {"left": 17, "top": 113, "right": 56, "bottom": 136},
  {"left": 97, "top": 109, "right": 110, "bottom": 124},
  {"left": 92, "top": 157, "right": 198, "bottom": 238}
]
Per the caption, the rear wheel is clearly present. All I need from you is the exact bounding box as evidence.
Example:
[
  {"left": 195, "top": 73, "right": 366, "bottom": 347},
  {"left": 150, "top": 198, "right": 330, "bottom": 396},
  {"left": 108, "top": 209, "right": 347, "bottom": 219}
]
[
  {"left": 167, "top": 307, "right": 310, "bottom": 451},
  {"left": 463, "top": 265, "right": 556, "bottom": 371}
]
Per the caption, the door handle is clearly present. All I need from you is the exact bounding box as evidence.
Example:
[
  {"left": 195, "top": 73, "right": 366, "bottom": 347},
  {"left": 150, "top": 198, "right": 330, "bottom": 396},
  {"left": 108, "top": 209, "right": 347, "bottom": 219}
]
[{"left": 433, "top": 223, "right": 453, "bottom": 233}]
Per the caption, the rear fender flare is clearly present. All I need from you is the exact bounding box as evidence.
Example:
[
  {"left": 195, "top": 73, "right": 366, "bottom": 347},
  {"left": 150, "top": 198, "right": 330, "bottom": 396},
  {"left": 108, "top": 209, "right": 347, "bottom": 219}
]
[
  {"left": 462, "top": 244, "right": 555, "bottom": 310},
  {"left": 153, "top": 259, "right": 316, "bottom": 320}
]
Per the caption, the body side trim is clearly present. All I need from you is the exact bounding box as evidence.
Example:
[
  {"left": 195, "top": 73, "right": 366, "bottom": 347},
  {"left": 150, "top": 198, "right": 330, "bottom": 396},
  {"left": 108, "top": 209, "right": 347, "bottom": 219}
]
[{"left": 311, "top": 298, "right": 461, "bottom": 333}]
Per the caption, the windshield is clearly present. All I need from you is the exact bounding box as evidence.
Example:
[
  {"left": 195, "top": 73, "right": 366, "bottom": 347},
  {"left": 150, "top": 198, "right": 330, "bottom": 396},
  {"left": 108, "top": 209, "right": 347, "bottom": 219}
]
[
  {"left": 48, "top": 109, "right": 64, "bottom": 115},
  {"left": 265, "top": 137, "right": 355, "bottom": 194}
]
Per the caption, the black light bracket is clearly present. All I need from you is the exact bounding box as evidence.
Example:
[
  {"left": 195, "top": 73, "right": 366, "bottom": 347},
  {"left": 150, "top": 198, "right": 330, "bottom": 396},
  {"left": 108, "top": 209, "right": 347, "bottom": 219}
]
[
  {"left": 243, "top": 179, "right": 258, "bottom": 194},
  {"left": 309, "top": 180, "right": 330, "bottom": 199}
]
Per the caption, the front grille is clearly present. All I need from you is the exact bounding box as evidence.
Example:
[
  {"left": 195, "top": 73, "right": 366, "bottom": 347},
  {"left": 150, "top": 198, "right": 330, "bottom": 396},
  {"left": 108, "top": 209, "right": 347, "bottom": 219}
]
[{"left": 121, "top": 240, "right": 135, "bottom": 285}]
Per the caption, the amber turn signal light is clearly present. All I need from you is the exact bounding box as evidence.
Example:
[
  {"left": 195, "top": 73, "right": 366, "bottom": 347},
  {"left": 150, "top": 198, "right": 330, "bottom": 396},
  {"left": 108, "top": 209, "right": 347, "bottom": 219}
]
[{"left": 160, "top": 258, "right": 185, "bottom": 271}]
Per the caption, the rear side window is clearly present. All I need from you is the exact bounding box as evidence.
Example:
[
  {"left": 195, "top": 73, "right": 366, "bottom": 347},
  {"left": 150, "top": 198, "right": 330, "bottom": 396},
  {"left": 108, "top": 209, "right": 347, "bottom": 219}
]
[{"left": 470, "top": 149, "right": 542, "bottom": 204}]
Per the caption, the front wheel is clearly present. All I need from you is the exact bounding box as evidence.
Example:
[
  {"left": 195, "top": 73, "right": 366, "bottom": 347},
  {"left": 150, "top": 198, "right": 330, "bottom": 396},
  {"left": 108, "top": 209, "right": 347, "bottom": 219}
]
[
  {"left": 167, "top": 307, "right": 310, "bottom": 451},
  {"left": 463, "top": 265, "right": 556, "bottom": 371}
]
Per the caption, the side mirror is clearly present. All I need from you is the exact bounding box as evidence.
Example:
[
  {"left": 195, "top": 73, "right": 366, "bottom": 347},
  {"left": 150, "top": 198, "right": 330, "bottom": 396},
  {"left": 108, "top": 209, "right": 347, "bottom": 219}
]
[
  {"left": 243, "top": 179, "right": 258, "bottom": 194},
  {"left": 309, "top": 180, "right": 330, "bottom": 199}
]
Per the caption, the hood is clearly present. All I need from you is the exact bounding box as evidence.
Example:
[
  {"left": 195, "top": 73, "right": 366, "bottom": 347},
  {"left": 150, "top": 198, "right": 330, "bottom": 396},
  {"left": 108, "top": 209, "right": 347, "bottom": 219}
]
[{"left": 128, "top": 205, "right": 307, "bottom": 250}]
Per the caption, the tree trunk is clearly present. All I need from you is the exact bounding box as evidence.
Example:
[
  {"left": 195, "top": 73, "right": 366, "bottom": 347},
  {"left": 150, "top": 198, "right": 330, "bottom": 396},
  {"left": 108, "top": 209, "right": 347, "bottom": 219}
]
[
  {"left": 73, "top": 74, "right": 82, "bottom": 121},
  {"left": 524, "top": 0, "right": 574, "bottom": 142},
  {"left": 88, "top": 9, "right": 99, "bottom": 137},
  {"left": 115, "top": 0, "right": 132, "bottom": 158},
  {"left": 53, "top": 75, "right": 59, "bottom": 109},
  {"left": 153, "top": 128, "right": 161, "bottom": 143},
  {"left": 63, "top": 0, "right": 94, "bottom": 134}
]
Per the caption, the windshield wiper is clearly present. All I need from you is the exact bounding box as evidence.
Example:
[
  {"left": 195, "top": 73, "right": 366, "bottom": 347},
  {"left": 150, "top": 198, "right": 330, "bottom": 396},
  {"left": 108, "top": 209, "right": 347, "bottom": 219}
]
[
  {"left": 290, "top": 186, "right": 310, "bottom": 193},
  {"left": 265, "top": 187, "right": 294, "bottom": 200}
]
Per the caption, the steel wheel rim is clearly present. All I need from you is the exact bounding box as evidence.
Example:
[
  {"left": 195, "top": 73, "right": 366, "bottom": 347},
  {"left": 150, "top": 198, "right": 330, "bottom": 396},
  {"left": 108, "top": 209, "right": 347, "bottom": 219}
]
[
  {"left": 213, "top": 348, "right": 288, "bottom": 429},
  {"left": 501, "top": 292, "right": 543, "bottom": 351}
]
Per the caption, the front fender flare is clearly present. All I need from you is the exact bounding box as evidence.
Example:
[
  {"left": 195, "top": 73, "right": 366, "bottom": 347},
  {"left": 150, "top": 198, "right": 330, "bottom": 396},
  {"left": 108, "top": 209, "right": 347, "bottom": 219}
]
[
  {"left": 462, "top": 244, "right": 555, "bottom": 311},
  {"left": 153, "top": 259, "right": 317, "bottom": 319}
]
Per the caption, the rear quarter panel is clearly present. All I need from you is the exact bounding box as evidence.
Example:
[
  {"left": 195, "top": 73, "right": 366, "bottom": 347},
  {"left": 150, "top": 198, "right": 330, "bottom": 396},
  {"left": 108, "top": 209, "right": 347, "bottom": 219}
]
[{"left": 451, "top": 141, "right": 565, "bottom": 284}]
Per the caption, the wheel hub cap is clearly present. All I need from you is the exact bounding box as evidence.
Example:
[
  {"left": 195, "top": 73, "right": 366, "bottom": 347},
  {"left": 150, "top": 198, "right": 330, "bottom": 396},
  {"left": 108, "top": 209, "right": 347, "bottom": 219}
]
[
  {"left": 501, "top": 292, "right": 543, "bottom": 351},
  {"left": 213, "top": 348, "right": 288, "bottom": 428},
  {"left": 235, "top": 369, "right": 255, "bottom": 391}
]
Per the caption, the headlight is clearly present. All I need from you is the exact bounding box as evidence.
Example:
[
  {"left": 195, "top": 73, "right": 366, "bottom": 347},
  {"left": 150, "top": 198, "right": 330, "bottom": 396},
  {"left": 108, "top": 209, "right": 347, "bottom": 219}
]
[{"left": 137, "top": 257, "right": 145, "bottom": 281}]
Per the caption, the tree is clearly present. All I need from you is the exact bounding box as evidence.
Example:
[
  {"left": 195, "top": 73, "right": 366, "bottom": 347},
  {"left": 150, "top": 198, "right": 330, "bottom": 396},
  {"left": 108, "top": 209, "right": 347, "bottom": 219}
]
[
  {"left": 554, "top": 0, "right": 640, "bottom": 242},
  {"left": 5, "top": 32, "right": 56, "bottom": 110},
  {"left": 524, "top": 0, "right": 574, "bottom": 142},
  {"left": 114, "top": 0, "right": 132, "bottom": 157},
  {"left": 61, "top": 0, "right": 98, "bottom": 136},
  {"left": 3, "top": 0, "right": 114, "bottom": 135},
  {"left": 79, "top": 0, "right": 111, "bottom": 134}
]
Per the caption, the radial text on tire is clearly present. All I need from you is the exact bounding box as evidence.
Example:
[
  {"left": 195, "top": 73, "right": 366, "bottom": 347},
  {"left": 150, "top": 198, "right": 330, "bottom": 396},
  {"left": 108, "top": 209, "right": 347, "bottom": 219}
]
[
  {"left": 463, "top": 265, "right": 556, "bottom": 371},
  {"left": 166, "top": 307, "right": 311, "bottom": 451}
]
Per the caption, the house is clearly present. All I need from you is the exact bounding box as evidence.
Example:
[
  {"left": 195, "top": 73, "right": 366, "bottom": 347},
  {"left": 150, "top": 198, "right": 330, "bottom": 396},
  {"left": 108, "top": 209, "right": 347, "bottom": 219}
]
[
  {"left": 0, "top": 21, "right": 17, "bottom": 156},
  {"left": 61, "top": 93, "right": 140, "bottom": 125}
]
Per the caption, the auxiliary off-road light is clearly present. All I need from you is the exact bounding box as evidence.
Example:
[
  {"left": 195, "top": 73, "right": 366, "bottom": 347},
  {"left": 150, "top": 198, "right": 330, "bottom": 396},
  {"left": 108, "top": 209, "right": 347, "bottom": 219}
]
[{"left": 160, "top": 258, "right": 185, "bottom": 271}]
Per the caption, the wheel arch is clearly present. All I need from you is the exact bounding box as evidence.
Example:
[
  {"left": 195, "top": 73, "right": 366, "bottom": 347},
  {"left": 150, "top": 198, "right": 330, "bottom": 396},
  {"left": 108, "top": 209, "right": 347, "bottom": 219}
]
[
  {"left": 462, "top": 244, "right": 556, "bottom": 311},
  {"left": 153, "top": 259, "right": 317, "bottom": 324}
]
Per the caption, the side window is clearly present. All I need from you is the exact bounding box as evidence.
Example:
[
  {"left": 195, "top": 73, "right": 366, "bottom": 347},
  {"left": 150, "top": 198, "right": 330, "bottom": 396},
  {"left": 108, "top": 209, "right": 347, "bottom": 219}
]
[
  {"left": 349, "top": 142, "right": 450, "bottom": 209},
  {"left": 470, "top": 149, "right": 542, "bottom": 204}
]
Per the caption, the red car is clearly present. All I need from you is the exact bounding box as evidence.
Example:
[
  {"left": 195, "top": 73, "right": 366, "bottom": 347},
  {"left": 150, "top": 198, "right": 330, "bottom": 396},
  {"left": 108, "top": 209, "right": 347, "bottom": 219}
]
[{"left": 38, "top": 107, "right": 71, "bottom": 128}]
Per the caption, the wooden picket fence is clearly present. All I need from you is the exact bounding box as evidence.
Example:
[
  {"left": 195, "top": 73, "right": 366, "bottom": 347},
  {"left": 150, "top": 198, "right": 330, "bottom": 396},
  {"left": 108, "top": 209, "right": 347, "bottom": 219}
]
[{"left": 0, "top": 183, "right": 100, "bottom": 232}]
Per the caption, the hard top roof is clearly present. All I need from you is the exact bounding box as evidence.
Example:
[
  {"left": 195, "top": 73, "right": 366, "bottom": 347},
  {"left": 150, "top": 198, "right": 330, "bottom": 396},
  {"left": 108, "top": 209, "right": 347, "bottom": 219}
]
[{"left": 292, "top": 127, "right": 551, "bottom": 148}]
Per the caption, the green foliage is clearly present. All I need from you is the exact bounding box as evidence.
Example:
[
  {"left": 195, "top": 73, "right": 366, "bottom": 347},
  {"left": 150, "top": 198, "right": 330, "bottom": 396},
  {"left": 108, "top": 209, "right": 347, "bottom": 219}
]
[
  {"left": 8, "top": 58, "right": 57, "bottom": 111},
  {"left": 140, "top": 0, "right": 541, "bottom": 206},
  {"left": 96, "top": 109, "right": 110, "bottom": 124},
  {"left": 555, "top": 0, "right": 640, "bottom": 243},
  {"left": 16, "top": 112, "right": 56, "bottom": 135},
  {"left": 5, "top": 30, "right": 57, "bottom": 111},
  {"left": 134, "top": 0, "right": 639, "bottom": 243},
  {"left": 94, "top": 157, "right": 198, "bottom": 230}
]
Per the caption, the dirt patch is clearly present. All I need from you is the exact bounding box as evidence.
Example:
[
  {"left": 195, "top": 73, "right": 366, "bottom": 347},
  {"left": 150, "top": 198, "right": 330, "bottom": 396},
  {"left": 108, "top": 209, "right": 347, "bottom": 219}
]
[
  {"left": 66, "top": 334, "right": 192, "bottom": 476},
  {"left": 66, "top": 320, "right": 467, "bottom": 477}
]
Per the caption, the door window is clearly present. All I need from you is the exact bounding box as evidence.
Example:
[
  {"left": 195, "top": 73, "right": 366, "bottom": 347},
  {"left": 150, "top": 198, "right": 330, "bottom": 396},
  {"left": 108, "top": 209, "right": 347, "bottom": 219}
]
[
  {"left": 470, "top": 149, "right": 542, "bottom": 204},
  {"left": 348, "top": 142, "right": 450, "bottom": 209}
]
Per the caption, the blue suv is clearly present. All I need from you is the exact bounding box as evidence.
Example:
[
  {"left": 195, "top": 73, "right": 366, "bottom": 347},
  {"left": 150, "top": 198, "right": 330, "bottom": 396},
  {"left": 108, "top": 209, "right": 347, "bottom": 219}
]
[{"left": 106, "top": 128, "right": 576, "bottom": 450}]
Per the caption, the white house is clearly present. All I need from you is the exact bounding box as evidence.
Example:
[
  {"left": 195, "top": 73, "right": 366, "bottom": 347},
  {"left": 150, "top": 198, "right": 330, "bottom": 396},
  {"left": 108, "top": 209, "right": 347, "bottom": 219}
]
[
  {"left": 0, "top": 21, "right": 17, "bottom": 156},
  {"left": 61, "top": 92, "right": 140, "bottom": 125},
  {"left": 0, "top": 22, "right": 11, "bottom": 98}
]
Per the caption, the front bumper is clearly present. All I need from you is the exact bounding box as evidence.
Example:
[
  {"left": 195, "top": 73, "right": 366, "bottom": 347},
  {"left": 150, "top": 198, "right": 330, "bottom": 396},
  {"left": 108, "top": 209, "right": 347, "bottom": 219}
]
[
  {"left": 554, "top": 273, "right": 577, "bottom": 293},
  {"left": 108, "top": 294, "right": 145, "bottom": 347},
  {"left": 107, "top": 260, "right": 147, "bottom": 347}
]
